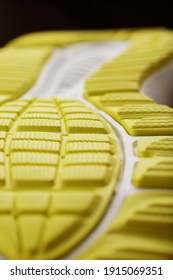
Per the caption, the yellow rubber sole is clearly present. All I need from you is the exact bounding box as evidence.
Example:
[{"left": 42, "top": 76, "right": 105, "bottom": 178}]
[{"left": 0, "top": 28, "right": 173, "bottom": 260}]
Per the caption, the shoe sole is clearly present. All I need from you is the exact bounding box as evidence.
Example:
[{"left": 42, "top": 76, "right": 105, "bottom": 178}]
[{"left": 0, "top": 29, "right": 173, "bottom": 260}]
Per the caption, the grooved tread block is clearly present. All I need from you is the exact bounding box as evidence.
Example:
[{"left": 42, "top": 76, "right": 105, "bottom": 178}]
[
  {"left": 0, "top": 48, "right": 52, "bottom": 103},
  {"left": 122, "top": 117, "right": 173, "bottom": 136},
  {"left": 11, "top": 139, "right": 61, "bottom": 153},
  {"left": 67, "top": 134, "right": 111, "bottom": 142},
  {"left": 133, "top": 158, "right": 173, "bottom": 188},
  {"left": 12, "top": 165, "right": 57, "bottom": 188},
  {"left": 115, "top": 104, "right": 173, "bottom": 119},
  {"left": 49, "top": 192, "right": 100, "bottom": 215},
  {"left": 41, "top": 216, "right": 81, "bottom": 252},
  {"left": 18, "top": 215, "right": 44, "bottom": 255},
  {"left": 65, "top": 152, "right": 113, "bottom": 165},
  {"left": 62, "top": 165, "right": 112, "bottom": 187},
  {"left": 0, "top": 106, "right": 24, "bottom": 113},
  {"left": 18, "top": 119, "right": 61, "bottom": 132},
  {"left": 12, "top": 131, "right": 61, "bottom": 141},
  {"left": 66, "top": 119, "right": 108, "bottom": 133},
  {"left": 15, "top": 193, "right": 49, "bottom": 214},
  {"left": 86, "top": 81, "right": 139, "bottom": 96},
  {"left": 22, "top": 113, "right": 60, "bottom": 119},
  {"left": 58, "top": 100, "right": 84, "bottom": 107},
  {"left": 0, "top": 119, "right": 13, "bottom": 131},
  {"left": 62, "top": 107, "right": 93, "bottom": 115},
  {"left": 66, "top": 141, "right": 114, "bottom": 153},
  {"left": 0, "top": 112, "right": 17, "bottom": 120},
  {"left": 137, "top": 136, "right": 173, "bottom": 157},
  {"left": 11, "top": 152, "right": 58, "bottom": 165},
  {"left": 66, "top": 113, "right": 99, "bottom": 120},
  {"left": 80, "top": 192, "right": 173, "bottom": 259},
  {"left": 26, "top": 107, "right": 59, "bottom": 113},
  {"left": 100, "top": 93, "right": 154, "bottom": 106}
]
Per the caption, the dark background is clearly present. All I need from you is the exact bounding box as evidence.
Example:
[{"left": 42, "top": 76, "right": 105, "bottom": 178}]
[{"left": 0, "top": 0, "right": 173, "bottom": 47}]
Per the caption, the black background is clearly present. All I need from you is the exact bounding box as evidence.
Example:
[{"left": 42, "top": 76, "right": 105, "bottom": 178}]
[{"left": 0, "top": 0, "right": 173, "bottom": 47}]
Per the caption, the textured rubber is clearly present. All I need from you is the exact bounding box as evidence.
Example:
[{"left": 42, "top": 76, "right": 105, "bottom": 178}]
[
  {"left": 80, "top": 192, "right": 173, "bottom": 259},
  {"left": 0, "top": 48, "right": 52, "bottom": 105},
  {"left": 0, "top": 98, "right": 120, "bottom": 259},
  {"left": 80, "top": 29, "right": 173, "bottom": 260},
  {"left": 0, "top": 28, "right": 173, "bottom": 260}
]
